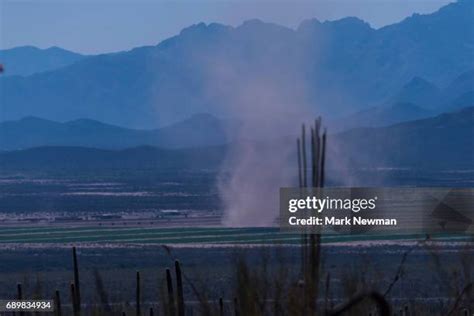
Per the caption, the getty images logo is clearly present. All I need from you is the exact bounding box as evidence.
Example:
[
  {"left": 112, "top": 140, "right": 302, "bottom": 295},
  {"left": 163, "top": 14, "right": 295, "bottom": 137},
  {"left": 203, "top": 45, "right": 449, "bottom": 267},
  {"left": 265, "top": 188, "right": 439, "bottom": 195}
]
[{"left": 288, "top": 196, "right": 378, "bottom": 213}]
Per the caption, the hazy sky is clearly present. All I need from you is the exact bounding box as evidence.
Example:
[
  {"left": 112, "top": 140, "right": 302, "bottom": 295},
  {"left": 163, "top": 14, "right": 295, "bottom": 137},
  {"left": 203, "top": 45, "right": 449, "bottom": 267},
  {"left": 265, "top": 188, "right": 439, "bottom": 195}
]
[{"left": 0, "top": 0, "right": 453, "bottom": 54}]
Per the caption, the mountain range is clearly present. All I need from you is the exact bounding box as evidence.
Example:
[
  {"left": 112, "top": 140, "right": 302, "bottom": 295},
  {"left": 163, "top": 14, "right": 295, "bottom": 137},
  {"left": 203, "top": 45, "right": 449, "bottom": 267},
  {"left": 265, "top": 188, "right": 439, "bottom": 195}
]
[
  {"left": 338, "top": 70, "right": 474, "bottom": 128},
  {"left": 0, "top": 145, "right": 226, "bottom": 171},
  {"left": 0, "top": 113, "right": 237, "bottom": 150},
  {"left": 1, "top": 107, "right": 472, "bottom": 171},
  {"left": 0, "top": 0, "right": 473, "bottom": 128},
  {"left": 0, "top": 46, "right": 84, "bottom": 77},
  {"left": 331, "top": 106, "right": 474, "bottom": 170}
]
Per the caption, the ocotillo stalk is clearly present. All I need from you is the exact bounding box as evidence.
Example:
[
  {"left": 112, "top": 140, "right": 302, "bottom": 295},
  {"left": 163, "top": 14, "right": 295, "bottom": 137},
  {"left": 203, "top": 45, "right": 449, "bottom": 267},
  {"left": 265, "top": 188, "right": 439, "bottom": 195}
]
[
  {"left": 315, "top": 122, "right": 325, "bottom": 313},
  {"left": 297, "top": 139, "right": 302, "bottom": 188},
  {"left": 311, "top": 128, "right": 316, "bottom": 187},
  {"left": 174, "top": 261, "right": 185, "bottom": 316},
  {"left": 314, "top": 233, "right": 322, "bottom": 313},
  {"left": 301, "top": 124, "right": 309, "bottom": 279},
  {"left": 54, "top": 290, "right": 62, "bottom": 316},
  {"left": 320, "top": 130, "right": 327, "bottom": 188},
  {"left": 314, "top": 125, "right": 323, "bottom": 313},
  {"left": 324, "top": 273, "right": 330, "bottom": 314},
  {"left": 299, "top": 117, "right": 326, "bottom": 316},
  {"left": 301, "top": 124, "right": 307, "bottom": 187},
  {"left": 298, "top": 138, "right": 307, "bottom": 277},
  {"left": 314, "top": 120, "right": 321, "bottom": 188},
  {"left": 302, "top": 125, "right": 310, "bottom": 316},
  {"left": 219, "top": 298, "right": 224, "bottom": 316},
  {"left": 233, "top": 297, "right": 239, "bottom": 316},
  {"left": 17, "top": 283, "right": 22, "bottom": 300},
  {"left": 166, "top": 268, "right": 176, "bottom": 316},
  {"left": 72, "top": 247, "right": 81, "bottom": 312},
  {"left": 70, "top": 283, "right": 79, "bottom": 316},
  {"left": 308, "top": 234, "right": 317, "bottom": 315},
  {"left": 17, "top": 283, "right": 24, "bottom": 316},
  {"left": 136, "top": 271, "right": 141, "bottom": 316},
  {"left": 307, "top": 124, "right": 316, "bottom": 312}
]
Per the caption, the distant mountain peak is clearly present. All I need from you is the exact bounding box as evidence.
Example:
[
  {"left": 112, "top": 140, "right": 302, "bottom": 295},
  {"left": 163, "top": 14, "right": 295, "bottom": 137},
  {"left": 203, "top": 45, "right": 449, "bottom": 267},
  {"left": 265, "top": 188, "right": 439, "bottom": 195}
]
[
  {"left": 440, "top": 0, "right": 474, "bottom": 12},
  {"left": 236, "top": 19, "right": 294, "bottom": 35},
  {"left": 66, "top": 118, "right": 108, "bottom": 126},
  {"left": 179, "top": 22, "right": 231, "bottom": 37},
  {"left": 324, "top": 16, "right": 372, "bottom": 29},
  {"left": 298, "top": 16, "right": 373, "bottom": 33},
  {"left": 14, "top": 116, "right": 56, "bottom": 124},
  {"left": 19, "top": 115, "right": 45, "bottom": 121},
  {"left": 0, "top": 45, "right": 84, "bottom": 76},
  {"left": 297, "top": 18, "right": 322, "bottom": 30},
  {"left": 341, "top": 101, "right": 432, "bottom": 129},
  {"left": 0, "top": 45, "right": 82, "bottom": 56},
  {"left": 241, "top": 19, "right": 265, "bottom": 27},
  {"left": 387, "top": 0, "right": 474, "bottom": 31},
  {"left": 180, "top": 22, "right": 207, "bottom": 34},
  {"left": 443, "top": 69, "right": 474, "bottom": 105},
  {"left": 390, "top": 77, "right": 441, "bottom": 108},
  {"left": 44, "top": 46, "right": 78, "bottom": 54}
]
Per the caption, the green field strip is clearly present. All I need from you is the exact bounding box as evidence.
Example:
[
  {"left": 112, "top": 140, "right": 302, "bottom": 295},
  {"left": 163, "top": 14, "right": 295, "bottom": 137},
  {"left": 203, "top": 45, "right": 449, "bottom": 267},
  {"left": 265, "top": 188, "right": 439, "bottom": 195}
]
[
  {"left": 0, "top": 226, "right": 278, "bottom": 236},
  {"left": 111, "top": 233, "right": 298, "bottom": 244},
  {"left": 0, "top": 227, "right": 266, "bottom": 239},
  {"left": 98, "top": 232, "right": 297, "bottom": 244},
  {"left": 0, "top": 225, "right": 239, "bottom": 233},
  {"left": 0, "top": 231, "right": 290, "bottom": 244},
  {"left": 0, "top": 228, "right": 281, "bottom": 243},
  {"left": 213, "top": 237, "right": 303, "bottom": 245},
  {"left": 0, "top": 226, "right": 226, "bottom": 235},
  {"left": 201, "top": 233, "right": 473, "bottom": 245},
  {"left": 0, "top": 226, "right": 102, "bottom": 234},
  {"left": 0, "top": 226, "right": 469, "bottom": 245}
]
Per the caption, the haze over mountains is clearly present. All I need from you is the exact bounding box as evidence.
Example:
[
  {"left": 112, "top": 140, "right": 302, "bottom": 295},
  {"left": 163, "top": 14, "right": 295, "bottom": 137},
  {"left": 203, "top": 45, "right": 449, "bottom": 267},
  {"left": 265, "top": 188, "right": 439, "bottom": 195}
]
[
  {"left": 1, "top": 66, "right": 470, "bottom": 149},
  {"left": 1, "top": 107, "right": 472, "bottom": 171},
  {"left": 0, "top": 113, "right": 237, "bottom": 150},
  {"left": 1, "top": 0, "right": 473, "bottom": 128},
  {"left": 331, "top": 106, "right": 474, "bottom": 170},
  {"left": 339, "top": 70, "right": 474, "bottom": 128},
  {"left": 0, "top": 0, "right": 472, "bottom": 175}
]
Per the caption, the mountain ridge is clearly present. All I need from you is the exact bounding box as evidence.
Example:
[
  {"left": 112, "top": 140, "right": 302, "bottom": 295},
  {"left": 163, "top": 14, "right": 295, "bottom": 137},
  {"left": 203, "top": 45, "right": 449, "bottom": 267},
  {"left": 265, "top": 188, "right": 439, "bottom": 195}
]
[
  {"left": 1, "top": 1, "right": 472, "bottom": 127},
  {"left": 0, "top": 107, "right": 472, "bottom": 171},
  {"left": 0, "top": 113, "right": 236, "bottom": 150},
  {"left": 0, "top": 46, "right": 84, "bottom": 76}
]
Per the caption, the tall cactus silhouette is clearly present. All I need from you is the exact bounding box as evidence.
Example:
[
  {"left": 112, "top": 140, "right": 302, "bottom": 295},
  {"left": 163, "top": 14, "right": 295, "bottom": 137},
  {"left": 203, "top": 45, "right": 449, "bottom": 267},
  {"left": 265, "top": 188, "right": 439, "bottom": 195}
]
[
  {"left": 166, "top": 268, "right": 176, "bottom": 316},
  {"left": 54, "top": 289, "right": 62, "bottom": 316},
  {"left": 219, "top": 298, "right": 224, "bottom": 316},
  {"left": 136, "top": 271, "right": 141, "bottom": 316},
  {"left": 175, "top": 260, "right": 185, "bottom": 316},
  {"left": 72, "top": 247, "right": 81, "bottom": 312},
  {"left": 296, "top": 117, "right": 326, "bottom": 315},
  {"left": 70, "top": 283, "right": 79, "bottom": 316},
  {"left": 17, "top": 283, "right": 24, "bottom": 316}
]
